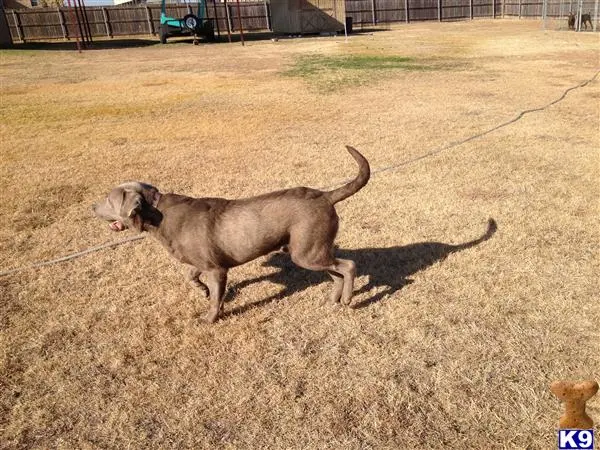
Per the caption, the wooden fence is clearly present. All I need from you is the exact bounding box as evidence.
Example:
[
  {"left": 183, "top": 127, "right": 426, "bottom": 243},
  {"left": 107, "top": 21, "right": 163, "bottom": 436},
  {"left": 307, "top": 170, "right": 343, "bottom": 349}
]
[
  {"left": 3, "top": 0, "right": 595, "bottom": 42},
  {"left": 501, "top": 0, "right": 597, "bottom": 18},
  {"left": 346, "top": 0, "right": 501, "bottom": 24},
  {"left": 4, "top": 2, "right": 271, "bottom": 41}
]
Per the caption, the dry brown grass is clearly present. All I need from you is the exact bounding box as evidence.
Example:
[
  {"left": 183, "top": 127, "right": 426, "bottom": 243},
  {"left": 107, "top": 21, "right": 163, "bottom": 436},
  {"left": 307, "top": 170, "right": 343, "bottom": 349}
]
[{"left": 1, "top": 20, "right": 599, "bottom": 449}]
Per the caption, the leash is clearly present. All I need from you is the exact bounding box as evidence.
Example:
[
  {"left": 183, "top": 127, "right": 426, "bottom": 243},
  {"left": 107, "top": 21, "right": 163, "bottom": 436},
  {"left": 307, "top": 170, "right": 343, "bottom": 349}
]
[{"left": 1, "top": 69, "right": 598, "bottom": 278}]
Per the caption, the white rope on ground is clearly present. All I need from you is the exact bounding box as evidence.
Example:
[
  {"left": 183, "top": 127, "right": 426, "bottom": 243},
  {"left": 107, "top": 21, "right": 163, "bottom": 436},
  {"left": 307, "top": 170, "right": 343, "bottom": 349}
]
[
  {"left": 1, "top": 69, "right": 598, "bottom": 278},
  {"left": 0, "top": 236, "right": 145, "bottom": 277}
]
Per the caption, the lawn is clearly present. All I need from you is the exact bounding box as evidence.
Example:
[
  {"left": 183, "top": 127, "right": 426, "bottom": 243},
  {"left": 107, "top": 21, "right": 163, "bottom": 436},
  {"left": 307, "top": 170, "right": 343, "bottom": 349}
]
[{"left": 1, "top": 19, "right": 599, "bottom": 448}]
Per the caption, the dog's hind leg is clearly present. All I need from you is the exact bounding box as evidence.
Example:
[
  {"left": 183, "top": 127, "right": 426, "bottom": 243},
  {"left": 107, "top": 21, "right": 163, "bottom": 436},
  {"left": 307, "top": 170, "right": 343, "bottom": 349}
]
[
  {"left": 327, "top": 270, "right": 344, "bottom": 304},
  {"left": 185, "top": 265, "right": 209, "bottom": 292},
  {"left": 288, "top": 217, "right": 356, "bottom": 306},
  {"left": 203, "top": 269, "right": 227, "bottom": 323},
  {"left": 329, "top": 259, "right": 356, "bottom": 305},
  {"left": 291, "top": 249, "right": 356, "bottom": 307}
]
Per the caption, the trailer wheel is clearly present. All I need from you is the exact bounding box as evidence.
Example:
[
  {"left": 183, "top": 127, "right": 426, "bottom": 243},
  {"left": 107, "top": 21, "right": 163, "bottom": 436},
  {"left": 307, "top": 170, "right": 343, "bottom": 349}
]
[{"left": 183, "top": 14, "right": 199, "bottom": 32}]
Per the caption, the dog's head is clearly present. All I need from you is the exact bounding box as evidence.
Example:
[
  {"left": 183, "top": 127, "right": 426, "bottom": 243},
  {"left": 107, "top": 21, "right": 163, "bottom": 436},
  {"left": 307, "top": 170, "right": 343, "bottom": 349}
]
[{"left": 93, "top": 182, "right": 161, "bottom": 232}]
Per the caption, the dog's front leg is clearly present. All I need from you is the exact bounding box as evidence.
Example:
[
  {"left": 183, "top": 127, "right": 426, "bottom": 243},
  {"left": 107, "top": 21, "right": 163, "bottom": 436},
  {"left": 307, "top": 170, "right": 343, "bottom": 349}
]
[{"left": 203, "top": 269, "right": 228, "bottom": 323}]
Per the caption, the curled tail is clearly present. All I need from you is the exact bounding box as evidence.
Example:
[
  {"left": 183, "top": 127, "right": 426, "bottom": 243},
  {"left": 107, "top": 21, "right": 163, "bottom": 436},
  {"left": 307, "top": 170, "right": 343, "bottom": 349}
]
[{"left": 324, "top": 146, "right": 371, "bottom": 204}]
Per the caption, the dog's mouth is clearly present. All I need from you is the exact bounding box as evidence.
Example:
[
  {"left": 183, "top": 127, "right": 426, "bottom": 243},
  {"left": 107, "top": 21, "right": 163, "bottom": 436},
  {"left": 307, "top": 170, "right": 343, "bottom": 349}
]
[{"left": 110, "top": 221, "right": 127, "bottom": 231}]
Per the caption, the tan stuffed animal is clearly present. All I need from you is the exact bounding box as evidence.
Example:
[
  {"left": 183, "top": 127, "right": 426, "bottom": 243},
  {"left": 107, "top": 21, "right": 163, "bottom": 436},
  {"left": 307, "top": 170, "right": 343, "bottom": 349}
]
[{"left": 551, "top": 380, "right": 598, "bottom": 429}]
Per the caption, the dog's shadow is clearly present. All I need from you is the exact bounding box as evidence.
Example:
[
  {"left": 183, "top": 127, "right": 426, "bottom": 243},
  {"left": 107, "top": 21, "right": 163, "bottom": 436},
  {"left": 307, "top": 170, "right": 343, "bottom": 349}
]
[{"left": 224, "top": 219, "right": 497, "bottom": 316}]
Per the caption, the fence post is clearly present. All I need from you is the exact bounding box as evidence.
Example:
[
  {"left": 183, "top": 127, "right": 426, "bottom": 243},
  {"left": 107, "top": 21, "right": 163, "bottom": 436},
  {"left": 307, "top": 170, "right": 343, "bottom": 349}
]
[
  {"left": 102, "top": 7, "right": 112, "bottom": 37},
  {"left": 264, "top": 0, "right": 271, "bottom": 30},
  {"left": 594, "top": 0, "right": 599, "bottom": 31},
  {"left": 57, "top": 6, "right": 68, "bottom": 39},
  {"left": 493, "top": 0, "right": 496, "bottom": 17},
  {"left": 12, "top": 10, "right": 24, "bottom": 42},
  {"left": 470, "top": 0, "right": 473, "bottom": 18},
  {"left": 438, "top": 0, "right": 442, "bottom": 21},
  {"left": 405, "top": 0, "right": 410, "bottom": 22},
  {"left": 145, "top": 5, "right": 154, "bottom": 35},
  {"left": 518, "top": 0, "right": 522, "bottom": 18},
  {"left": 371, "top": 0, "right": 376, "bottom": 24}
]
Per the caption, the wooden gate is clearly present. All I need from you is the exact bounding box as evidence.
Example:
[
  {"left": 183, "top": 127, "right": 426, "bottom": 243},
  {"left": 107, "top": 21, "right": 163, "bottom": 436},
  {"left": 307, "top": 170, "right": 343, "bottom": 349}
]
[
  {"left": 299, "top": 0, "right": 346, "bottom": 33},
  {"left": 271, "top": 0, "right": 345, "bottom": 34}
]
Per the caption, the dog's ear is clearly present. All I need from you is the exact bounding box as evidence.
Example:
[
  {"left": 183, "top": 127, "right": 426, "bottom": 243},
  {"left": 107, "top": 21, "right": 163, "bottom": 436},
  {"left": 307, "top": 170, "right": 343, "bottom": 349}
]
[
  {"left": 123, "top": 191, "right": 146, "bottom": 233},
  {"left": 121, "top": 189, "right": 143, "bottom": 219},
  {"left": 138, "top": 183, "right": 160, "bottom": 208},
  {"left": 122, "top": 187, "right": 159, "bottom": 232}
]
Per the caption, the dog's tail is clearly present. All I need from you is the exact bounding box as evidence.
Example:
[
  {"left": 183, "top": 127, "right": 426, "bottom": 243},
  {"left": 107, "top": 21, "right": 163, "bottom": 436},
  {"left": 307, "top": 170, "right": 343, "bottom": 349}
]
[
  {"left": 450, "top": 218, "right": 498, "bottom": 253},
  {"left": 324, "top": 146, "right": 371, "bottom": 205}
]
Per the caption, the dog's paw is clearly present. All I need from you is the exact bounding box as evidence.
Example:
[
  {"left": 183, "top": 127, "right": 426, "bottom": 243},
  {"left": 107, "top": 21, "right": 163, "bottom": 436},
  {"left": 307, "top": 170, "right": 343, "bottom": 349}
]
[
  {"left": 201, "top": 311, "right": 220, "bottom": 324},
  {"left": 340, "top": 297, "right": 354, "bottom": 307}
]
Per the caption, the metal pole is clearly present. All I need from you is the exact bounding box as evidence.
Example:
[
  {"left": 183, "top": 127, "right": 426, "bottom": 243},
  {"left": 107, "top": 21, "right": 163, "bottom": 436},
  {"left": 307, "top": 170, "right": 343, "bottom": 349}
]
[
  {"left": 57, "top": 6, "right": 68, "bottom": 39},
  {"left": 72, "top": 0, "right": 87, "bottom": 47},
  {"left": 264, "top": 0, "right": 271, "bottom": 30},
  {"left": 559, "top": 0, "right": 565, "bottom": 26},
  {"left": 371, "top": 0, "right": 376, "bottom": 24},
  {"left": 211, "top": 0, "right": 221, "bottom": 38},
  {"left": 405, "top": 0, "right": 409, "bottom": 22},
  {"left": 542, "top": 0, "right": 547, "bottom": 28},
  {"left": 438, "top": 0, "right": 442, "bottom": 21},
  {"left": 343, "top": 5, "right": 347, "bottom": 40},
  {"left": 79, "top": 0, "right": 93, "bottom": 45},
  {"left": 65, "top": 0, "right": 82, "bottom": 52},
  {"left": 102, "top": 7, "right": 111, "bottom": 37},
  {"left": 223, "top": 0, "right": 232, "bottom": 42},
  {"left": 594, "top": 0, "right": 599, "bottom": 31},
  {"left": 235, "top": 0, "right": 244, "bottom": 46},
  {"left": 470, "top": 0, "right": 473, "bottom": 19}
]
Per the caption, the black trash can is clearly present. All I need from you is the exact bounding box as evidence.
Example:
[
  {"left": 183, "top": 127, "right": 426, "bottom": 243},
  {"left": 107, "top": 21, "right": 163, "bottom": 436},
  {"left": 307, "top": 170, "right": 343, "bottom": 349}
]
[{"left": 345, "top": 16, "right": 353, "bottom": 34}]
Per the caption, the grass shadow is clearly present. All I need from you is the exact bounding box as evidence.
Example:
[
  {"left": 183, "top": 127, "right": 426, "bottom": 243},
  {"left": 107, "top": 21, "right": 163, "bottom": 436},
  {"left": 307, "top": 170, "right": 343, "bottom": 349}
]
[{"left": 224, "top": 219, "right": 497, "bottom": 317}]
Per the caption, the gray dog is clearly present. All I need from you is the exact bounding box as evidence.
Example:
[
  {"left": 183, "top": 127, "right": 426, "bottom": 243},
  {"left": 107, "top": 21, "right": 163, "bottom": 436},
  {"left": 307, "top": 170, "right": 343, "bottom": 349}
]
[{"left": 93, "top": 146, "right": 370, "bottom": 322}]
